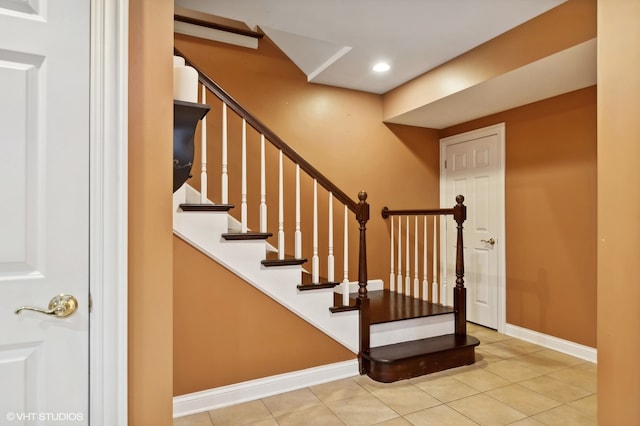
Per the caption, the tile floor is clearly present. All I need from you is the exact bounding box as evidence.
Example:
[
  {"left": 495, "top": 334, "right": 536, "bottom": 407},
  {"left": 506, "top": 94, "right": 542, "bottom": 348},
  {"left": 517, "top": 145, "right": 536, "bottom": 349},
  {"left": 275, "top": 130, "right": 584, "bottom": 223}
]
[{"left": 174, "top": 324, "right": 597, "bottom": 426}]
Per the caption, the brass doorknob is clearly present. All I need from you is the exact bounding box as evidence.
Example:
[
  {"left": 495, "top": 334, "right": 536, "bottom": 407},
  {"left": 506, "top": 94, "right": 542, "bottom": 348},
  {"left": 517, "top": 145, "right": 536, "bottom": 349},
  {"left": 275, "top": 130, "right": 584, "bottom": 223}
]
[
  {"left": 481, "top": 238, "right": 496, "bottom": 246},
  {"left": 15, "top": 294, "right": 78, "bottom": 318}
]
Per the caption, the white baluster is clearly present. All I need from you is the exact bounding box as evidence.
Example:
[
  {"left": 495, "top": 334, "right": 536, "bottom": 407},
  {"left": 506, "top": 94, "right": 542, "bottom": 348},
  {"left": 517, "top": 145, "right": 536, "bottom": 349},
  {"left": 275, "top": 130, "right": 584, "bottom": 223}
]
[
  {"left": 423, "top": 216, "right": 428, "bottom": 301},
  {"left": 312, "top": 179, "right": 319, "bottom": 283},
  {"left": 294, "top": 165, "right": 302, "bottom": 259},
  {"left": 342, "top": 205, "right": 349, "bottom": 306},
  {"left": 390, "top": 216, "right": 395, "bottom": 293},
  {"left": 397, "top": 216, "right": 403, "bottom": 294},
  {"left": 260, "top": 134, "right": 267, "bottom": 233},
  {"left": 414, "top": 216, "right": 419, "bottom": 298},
  {"left": 405, "top": 216, "right": 410, "bottom": 296},
  {"left": 278, "top": 150, "right": 285, "bottom": 260},
  {"left": 432, "top": 216, "right": 439, "bottom": 304},
  {"left": 442, "top": 217, "right": 448, "bottom": 306},
  {"left": 200, "top": 84, "right": 208, "bottom": 203},
  {"left": 327, "top": 193, "right": 334, "bottom": 282},
  {"left": 241, "top": 119, "right": 247, "bottom": 233},
  {"left": 221, "top": 103, "right": 228, "bottom": 204}
]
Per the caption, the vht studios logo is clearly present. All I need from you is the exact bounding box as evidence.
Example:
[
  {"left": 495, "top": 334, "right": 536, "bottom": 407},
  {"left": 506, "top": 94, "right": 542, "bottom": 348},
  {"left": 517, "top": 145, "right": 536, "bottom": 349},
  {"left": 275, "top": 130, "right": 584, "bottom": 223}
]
[{"left": 6, "top": 412, "right": 84, "bottom": 422}]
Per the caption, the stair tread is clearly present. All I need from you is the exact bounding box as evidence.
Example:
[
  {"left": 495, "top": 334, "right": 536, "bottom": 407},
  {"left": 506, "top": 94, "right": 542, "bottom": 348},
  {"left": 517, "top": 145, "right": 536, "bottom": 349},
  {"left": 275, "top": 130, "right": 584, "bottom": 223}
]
[
  {"left": 297, "top": 272, "right": 339, "bottom": 290},
  {"left": 365, "top": 334, "right": 480, "bottom": 363},
  {"left": 179, "top": 203, "right": 234, "bottom": 212},
  {"left": 222, "top": 231, "right": 273, "bottom": 240},
  {"left": 355, "top": 290, "right": 455, "bottom": 324},
  {"left": 261, "top": 251, "right": 307, "bottom": 266}
]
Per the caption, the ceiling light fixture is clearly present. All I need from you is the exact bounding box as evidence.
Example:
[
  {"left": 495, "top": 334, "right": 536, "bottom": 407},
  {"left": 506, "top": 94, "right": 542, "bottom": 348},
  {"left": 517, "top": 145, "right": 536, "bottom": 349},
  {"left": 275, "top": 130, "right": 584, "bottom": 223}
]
[{"left": 373, "top": 62, "right": 390, "bottom": 72}]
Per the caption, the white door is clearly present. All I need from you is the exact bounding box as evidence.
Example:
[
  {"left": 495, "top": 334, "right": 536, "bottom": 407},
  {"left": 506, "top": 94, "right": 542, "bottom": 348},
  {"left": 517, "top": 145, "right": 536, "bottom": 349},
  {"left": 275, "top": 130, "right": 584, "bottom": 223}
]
[
  {"left": 0, "top": 1, "right": 90, "bottom": 423},
  {"left": 441, "top": 124, "right": 505, "bottom": 330}
]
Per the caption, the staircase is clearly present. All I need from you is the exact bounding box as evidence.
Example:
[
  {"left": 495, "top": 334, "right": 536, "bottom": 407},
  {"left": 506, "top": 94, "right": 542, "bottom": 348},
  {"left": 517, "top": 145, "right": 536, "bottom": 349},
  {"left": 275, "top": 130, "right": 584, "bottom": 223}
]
[{"left": 173, "top": 49, "right": 479, "bottom": 383}]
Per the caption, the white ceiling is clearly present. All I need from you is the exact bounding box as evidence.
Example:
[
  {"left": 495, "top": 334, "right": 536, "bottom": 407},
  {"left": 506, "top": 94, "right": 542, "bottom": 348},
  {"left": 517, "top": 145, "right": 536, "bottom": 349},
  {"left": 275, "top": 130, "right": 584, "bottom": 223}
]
[{"left": 175, "top": 0, "right": 596, "bottom": 128}]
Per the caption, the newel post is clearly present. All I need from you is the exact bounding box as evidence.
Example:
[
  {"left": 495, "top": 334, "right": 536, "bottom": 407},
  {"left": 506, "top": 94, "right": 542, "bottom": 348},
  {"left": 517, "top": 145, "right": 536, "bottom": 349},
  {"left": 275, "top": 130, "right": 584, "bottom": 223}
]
[
  {"left": 453, "top": 195, "right": 467, "bottom": 336},
  {"left": 356, "top": 191, "right": 370, "bottom": 373}
]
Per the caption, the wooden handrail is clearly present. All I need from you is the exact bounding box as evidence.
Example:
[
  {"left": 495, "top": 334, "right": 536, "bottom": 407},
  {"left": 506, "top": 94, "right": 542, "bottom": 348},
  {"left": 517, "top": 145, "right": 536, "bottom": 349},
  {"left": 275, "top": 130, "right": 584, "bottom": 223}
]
[
  {"left": 174, "top": 15, "right": 264, "bottom": 39},
  {"left": 381, "top": 206, "right": 454, "bottom": 218},
  {"left": 174, "top": 48, "right": 359, "bottom": 213}
]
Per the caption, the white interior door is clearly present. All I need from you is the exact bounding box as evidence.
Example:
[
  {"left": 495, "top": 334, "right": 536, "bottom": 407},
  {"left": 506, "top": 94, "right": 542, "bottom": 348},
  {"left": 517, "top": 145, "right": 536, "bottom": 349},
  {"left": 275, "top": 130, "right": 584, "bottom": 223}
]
[
  {"left": 441, "top": 124, "right": 505, "bottom": 331},
  {"left": 0, "top": 1, "right": 90, "bottom": 422}
]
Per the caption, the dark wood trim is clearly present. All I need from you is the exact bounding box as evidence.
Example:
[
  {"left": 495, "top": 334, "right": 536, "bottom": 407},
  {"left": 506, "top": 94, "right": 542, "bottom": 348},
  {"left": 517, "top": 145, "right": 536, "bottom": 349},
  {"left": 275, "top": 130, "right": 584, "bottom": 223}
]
[
  {"left": 174, "top": 48, "right": 359, "bottom": 213},
  {"left": 261, "top": 258, "right": 307, "bottom": 267},
  {"left": 221, "top": 231, "right": 272, "bottom": 240},
  {"left": 381, "top": 206, "right": 454, "bottom": 219},
  {"left": 179, "top": 203, "right": 234, "bottom": 212},
  {"left": 297, "top": 282, "right": 339, "bottom": 291},
  {"left": 174, "top": 15, "right": 264, "bottom": 39}
]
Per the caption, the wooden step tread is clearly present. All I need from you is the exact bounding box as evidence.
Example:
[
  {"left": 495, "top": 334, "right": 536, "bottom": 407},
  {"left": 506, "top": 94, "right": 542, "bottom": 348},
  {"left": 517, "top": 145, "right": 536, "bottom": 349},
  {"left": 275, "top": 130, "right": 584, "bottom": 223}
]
[
  {"left": 179, "top": 203, "right": 234, "bottom": 212},
  {"left": 222, "top": 231, "right": 272, "bottom": 240},
  {"left": 366, "top": 334, "right": 480, "bottom": 363},
  {"left": 261, "top": 252, "right": 306, "bottom": 267},
  {"left": 351, "top": 290, "right": 455, "bottom": 324},
  {"left": 362, "top": 334, "right": 480, "bottom": 382},
  {"left": 297, "top": 272, "right": 339, "bottom": 291}
]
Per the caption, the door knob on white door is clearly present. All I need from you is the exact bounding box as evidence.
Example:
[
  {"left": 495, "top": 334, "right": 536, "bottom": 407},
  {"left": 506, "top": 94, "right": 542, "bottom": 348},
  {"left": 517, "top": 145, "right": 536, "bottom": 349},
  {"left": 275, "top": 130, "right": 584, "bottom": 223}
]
[
  {"left": 481, "top": 238, "right": 496, "bottom": 246},
  {"left": 15, "top": 294, "right": 78, "bottom": 317}
]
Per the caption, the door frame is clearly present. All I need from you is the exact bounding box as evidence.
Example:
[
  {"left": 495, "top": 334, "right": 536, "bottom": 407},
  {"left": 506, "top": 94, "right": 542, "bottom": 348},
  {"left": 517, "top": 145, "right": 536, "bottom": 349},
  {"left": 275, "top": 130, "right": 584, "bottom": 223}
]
[
  {"left": 439, "top": 123, "right": 506, "bottom": 333},
  {"left": 89, "top": 0, "right": 128, "bottom": 423}
]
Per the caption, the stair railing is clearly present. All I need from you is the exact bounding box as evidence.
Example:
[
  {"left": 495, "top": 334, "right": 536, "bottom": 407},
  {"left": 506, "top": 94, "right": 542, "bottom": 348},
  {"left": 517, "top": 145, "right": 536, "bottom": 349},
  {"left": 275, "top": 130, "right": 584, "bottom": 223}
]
[
  {"left": 175, "top": 49, "right": 368, "bottom": 309},
  {"left": 381, "top": 195, "right": 468, "bottom": 335}
]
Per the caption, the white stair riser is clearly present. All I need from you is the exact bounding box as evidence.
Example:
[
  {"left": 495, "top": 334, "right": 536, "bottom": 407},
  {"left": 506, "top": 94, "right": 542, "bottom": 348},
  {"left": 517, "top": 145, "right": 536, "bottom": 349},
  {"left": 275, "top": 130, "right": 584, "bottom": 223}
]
[{"left": 371, "top": 313, "right": 455, "bottom": 348}]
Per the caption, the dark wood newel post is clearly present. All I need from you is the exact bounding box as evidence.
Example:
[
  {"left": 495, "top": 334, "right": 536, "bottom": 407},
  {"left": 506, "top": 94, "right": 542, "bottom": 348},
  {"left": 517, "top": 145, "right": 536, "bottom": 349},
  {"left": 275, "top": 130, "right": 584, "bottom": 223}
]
[
  {"left": 453, "top": 195, "right": 467, "bottom": 336},
  {"left": 356, "top": 191, "right": 370, "bottom": 373}
]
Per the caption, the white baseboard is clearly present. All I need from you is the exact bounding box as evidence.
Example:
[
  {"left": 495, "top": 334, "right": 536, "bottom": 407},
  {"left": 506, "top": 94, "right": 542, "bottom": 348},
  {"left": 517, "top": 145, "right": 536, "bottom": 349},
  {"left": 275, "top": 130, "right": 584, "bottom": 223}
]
[
  {"left": 173, "top": 359, "right": 359, "bottom": 418},
  {"left": 504, "top": 323, "right": 597, "bottom": 363}
]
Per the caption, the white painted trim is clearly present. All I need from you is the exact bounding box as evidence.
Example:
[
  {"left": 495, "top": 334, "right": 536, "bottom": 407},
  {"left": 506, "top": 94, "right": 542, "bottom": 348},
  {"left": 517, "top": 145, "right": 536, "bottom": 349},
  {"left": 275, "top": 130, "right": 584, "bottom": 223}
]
[
  {"left": 89, "top": 0, "right": 128, "bottom": 424},
  {"left": 504, "top": 323, "right": 597, "bottom": 363},
  {"left": 173, "top": 360, "right": 359, "bottom": 418},
  {"left": 439, "top": 123, "right": 506, "bottom": 333},
  {"left": 174, "top": 21, "right": 258, "bottom": 49}
]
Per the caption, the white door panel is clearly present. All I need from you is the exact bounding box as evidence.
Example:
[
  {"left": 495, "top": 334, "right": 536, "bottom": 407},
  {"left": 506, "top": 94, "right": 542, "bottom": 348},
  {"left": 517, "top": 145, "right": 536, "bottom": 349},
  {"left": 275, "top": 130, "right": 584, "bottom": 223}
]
[
  {"left": 0, "top": 0, "right": 90, "bottom": 422},
  {"left": 441, "top": 124, "right": 505, "bottom": 330}
]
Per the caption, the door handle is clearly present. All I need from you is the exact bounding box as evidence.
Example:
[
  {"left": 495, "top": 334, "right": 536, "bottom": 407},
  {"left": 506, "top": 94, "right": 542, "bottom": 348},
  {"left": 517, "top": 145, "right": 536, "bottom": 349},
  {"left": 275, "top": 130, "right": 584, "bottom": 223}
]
[
  {"left": 481, "top": 238, "right": 496, "bottom": 246},
  {"left": 15, "top": 294, "right": 78, "bottom": 318}
]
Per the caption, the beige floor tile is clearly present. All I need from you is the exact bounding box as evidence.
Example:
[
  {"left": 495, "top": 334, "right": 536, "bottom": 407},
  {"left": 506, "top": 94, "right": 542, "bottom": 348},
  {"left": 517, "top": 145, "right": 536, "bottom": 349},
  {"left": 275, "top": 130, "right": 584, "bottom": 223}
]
[
  {"left": 471, "top": 329, "right": 511, "bottom": 344},
  {"left": 246, "top": 419, "right": 279, "bottom": 426},
  {"left": 354, "top": 374, "right": 412, "bottom": 392},
  {"left": 373, "top": 416, "right": 414, "bottom": 425},
  {"left": 474, "top": 347, "right": 508, "bottom": 364},
  {"left": 326, "top": 393, "right": 399, "bottom": 425},
  {"left": 413, "top": 375, "right": 479, "bottom": 403},
  {"left": 506, "top": 418, "right": 545, "bottom": 425},
  {"left": 532, "top": 403, "right": 597, "bottom": 426},
  {"left": 262, "top": 388, "right": 322, "bottom": 417},
  {"left": 548, "top": 363, "right": 597, "bottom": 393},
  {"left": 310, "top": 377, "right": 369, "bottom": 403},
  {"left": 567, "top": 394, "right": 597, "bottom": 420},
  {"left": 449, "top": 367, "right": 511, "bottom": 392},
  {"left": 448, "top": 393, "right": 526, "bottom": 426},
  {"left": 404, "top": 404, "right": 478, "bottom": 426},
  {"left": 370, "top": 384, "right": 441, "bottom": 415},
  {"left": 511, "top": 350, "right": 584, "bottom": 374},
  {"left": 486, "top": 384, "right": 562, "bottom": 416},
  {"left": 275, "top": 403, "right": 345, "bottom": 426},
  {"left": 173, "top": 412, "right": 212, "bottom": 426},
  {"left": 208, "top": 400, "right": 273, "bottom": 426},
  {"left": 484, "top": 359, "right": 544, "bottom": 383},
  {"left": 518, "top": 376, "right": 592, "bottom": 404},
  {"left": 497, "top": 338, "right": 545, "bottom": 354}
]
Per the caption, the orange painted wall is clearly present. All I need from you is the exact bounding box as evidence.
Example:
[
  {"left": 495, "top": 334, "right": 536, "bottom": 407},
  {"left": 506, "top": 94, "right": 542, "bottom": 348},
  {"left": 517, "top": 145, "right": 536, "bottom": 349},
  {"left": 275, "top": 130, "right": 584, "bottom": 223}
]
[
  {"left": 173, "top": 236, "right": 355, "bottom": 395},
  {"left": 128, "top": 0, "right": 174, "bottom": 423},
  {"left": 597, "top": 0, "right": 640, "bottom": 423},
  {"left": 441, "top": 87, "right": 597, "bottom": 347}
]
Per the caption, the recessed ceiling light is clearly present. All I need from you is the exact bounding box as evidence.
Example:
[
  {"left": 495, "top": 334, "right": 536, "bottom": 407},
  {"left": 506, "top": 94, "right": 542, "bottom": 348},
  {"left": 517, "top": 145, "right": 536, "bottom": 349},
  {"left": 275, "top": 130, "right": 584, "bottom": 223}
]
[{"left": 373, "top": 62, "right": 390, "bottom": 72}]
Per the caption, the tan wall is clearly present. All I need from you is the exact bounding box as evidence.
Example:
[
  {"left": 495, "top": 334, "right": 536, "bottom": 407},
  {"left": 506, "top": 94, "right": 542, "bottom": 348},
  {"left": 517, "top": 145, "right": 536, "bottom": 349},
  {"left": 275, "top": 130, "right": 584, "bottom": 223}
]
[
  {"left": 597, "top": 0, "right": 640, "bottom": 423},
  {"left": 128, "top": 0, "right": 174, "bottom": 423},
  {"left": 173, "top": 236, "right": 355, "bottom": 395},
  {"left": 383, "top": 0, "right": 596, "bottom": 121},
  {"left": 441, "top": 87, "right": 597, "bottom": 347}
]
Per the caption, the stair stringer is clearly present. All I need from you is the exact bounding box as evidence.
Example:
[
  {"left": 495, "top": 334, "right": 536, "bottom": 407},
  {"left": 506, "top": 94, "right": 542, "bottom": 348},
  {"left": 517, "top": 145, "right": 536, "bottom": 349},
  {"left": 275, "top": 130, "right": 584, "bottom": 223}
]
[{"left": 173, "top": 184, "right": 377, "bottom": 353}]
